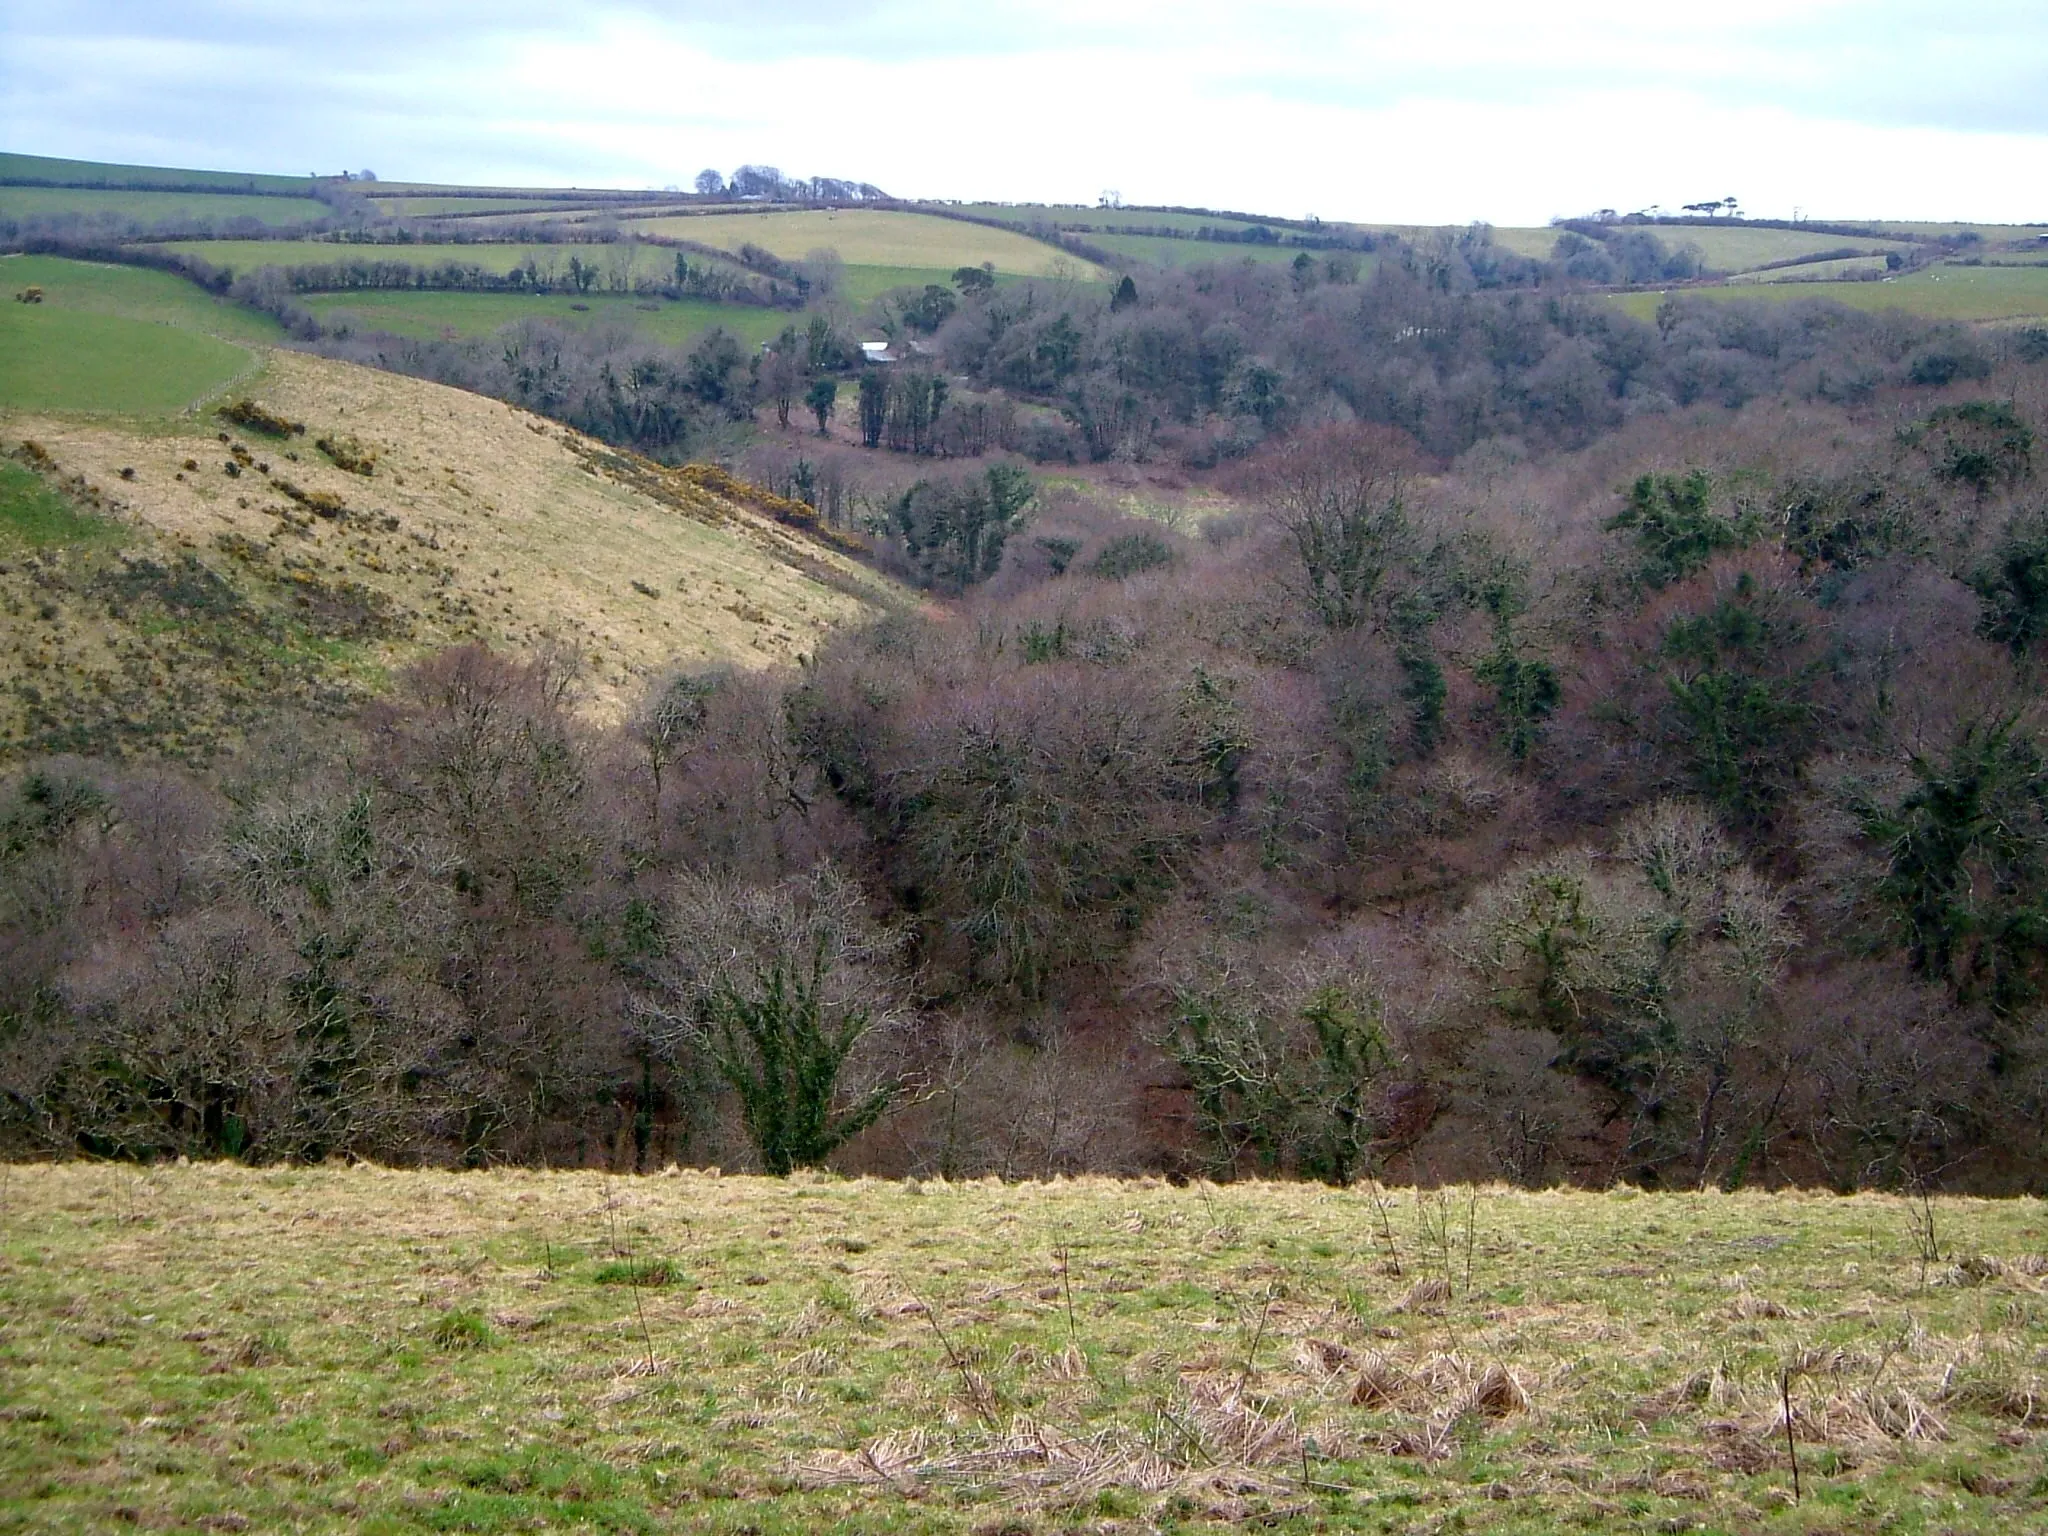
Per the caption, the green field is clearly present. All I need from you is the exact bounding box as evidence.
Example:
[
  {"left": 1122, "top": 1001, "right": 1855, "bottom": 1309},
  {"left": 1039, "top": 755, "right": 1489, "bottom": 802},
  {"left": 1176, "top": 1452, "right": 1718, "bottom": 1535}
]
[
  {"left": 0, "top": 307, "right": 253, "bottom": 414},
  {"left": 0, "top": 151, "right": 316, "bottom": 195},
  {"left": 152, "top": 238, "right": 655, "bottom": 278},
  {"left": 0, "top": 254, "right": 277, "bottom": 410},
  {"left": 956, "top": 204, "right": 1274, "bottom": 237},
  {"left": 300, "top": 289, "right": 792, "bottom": 347},
  {"left": 1357, "top": 224, "right": 1921, "bottom": 272},
  {"left": 0, "top": 185, "right": 331, "bottom": 227},
  {"left": 1089, "top": 231, "right": 1331, "bottom": 269},
  {"left": 1643, "top": 226, "right": 1916, "bottom": 271},
  {"left": 0, "top": 457, "right": 119, "bottom": 549},
  {"left": 830, "top": 263, "right": 1045, "bottom": 304},
  {"left": 632, "top": 209, "right": 1100, "bottom": 278},
  {"left": 1865, "top": 220, "right": 2048, "bottom": 244},
  {"left": 0, "top": 254, "right": 284, "bottom": 343},
  {"left": 150, "top": 239, "right": 751, "bottom": 287},
  {"left": 1615, "top": 261, "right": 2048, "bottom": 323},
  {"left": 153, "top": 240, "right": 1025, "bottom": 308},
  {"left": 3, "top": 1164, "right": 2046, "bottom": 1535},
  {"left": 372, "top": 196, "right": 587, "bottom": 218},
  {"left": 1727, "top": 255, "right": 1892, "bottom": 284}
]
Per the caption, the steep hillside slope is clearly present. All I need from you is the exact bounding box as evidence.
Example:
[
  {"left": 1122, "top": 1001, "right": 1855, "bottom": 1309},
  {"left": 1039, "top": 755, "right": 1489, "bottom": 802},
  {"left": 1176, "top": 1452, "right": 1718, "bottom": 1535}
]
[{"left": 1, "top": 349, "right": 898, "bottom": 759}]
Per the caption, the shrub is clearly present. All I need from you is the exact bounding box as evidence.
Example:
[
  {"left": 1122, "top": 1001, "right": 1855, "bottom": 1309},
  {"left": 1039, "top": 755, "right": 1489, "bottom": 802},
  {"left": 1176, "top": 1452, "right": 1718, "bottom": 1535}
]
[
  {"left": 1474, "top": 620, "right": 1560, "bottom": 761},
  {"left": 1167, "top": 981, "right": 1393, "bottom": 1184},
  {"left": 1605, "top": 470, "right": 1760, "bottom": 588},
  {"left": 1903, "top": 401, "right": 2034, "bottom": 496},
  {"left": 1088, "top": 531, "right": 1176, "bottom": 580},
  {"left": 1907, "top": 346, "right": 1992, "bottom": 388},
  {"left": 1855, "top": 717, "right": 2048, "bottom": 1007},
  {"left": 1015, "top": 416, "right": 1082, "bottom": 464},
  {"left": 315, "top": 435, "right": 377, "bottom": 476},
  {"left": 218, "top": 399, "right": 305, "bottom": 438},
  {"left": 430, "top": 1308, "right": 495, "bottom": 1350},
  {"left": 697, "top": 951, "right": 894, "bottom": 1176},
  {"left": 1971, "top": 513, "right": 2048, "bottom": 653},
  {"left": 1654, "top": 566, "right": 1824, "bottom": 830},
  {"left": 889, "top": 464, "right": 1034, "bottom": 591},
  {"left": 273, "top": 480, "right": 347, "bottom": 519}
]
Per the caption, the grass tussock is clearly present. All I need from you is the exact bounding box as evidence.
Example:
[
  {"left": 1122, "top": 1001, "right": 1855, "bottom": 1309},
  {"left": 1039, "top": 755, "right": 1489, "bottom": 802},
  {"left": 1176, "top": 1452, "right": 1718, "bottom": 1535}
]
[{"left": 3, "top": 1166, "right": 2047, "bottom": 1533}]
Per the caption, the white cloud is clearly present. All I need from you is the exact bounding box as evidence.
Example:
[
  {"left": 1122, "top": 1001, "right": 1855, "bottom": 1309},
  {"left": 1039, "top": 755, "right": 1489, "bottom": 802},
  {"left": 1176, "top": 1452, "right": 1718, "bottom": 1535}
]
[{"left": 4, "top": 1, "right": 2045, "bottom": 222}]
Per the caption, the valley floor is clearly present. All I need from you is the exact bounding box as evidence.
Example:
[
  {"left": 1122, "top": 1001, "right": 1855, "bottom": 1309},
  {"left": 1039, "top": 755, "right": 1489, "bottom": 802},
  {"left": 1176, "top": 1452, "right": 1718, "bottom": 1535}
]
[{"left": 2, "top": 1165, "right": 2044, "bottom": 1533}]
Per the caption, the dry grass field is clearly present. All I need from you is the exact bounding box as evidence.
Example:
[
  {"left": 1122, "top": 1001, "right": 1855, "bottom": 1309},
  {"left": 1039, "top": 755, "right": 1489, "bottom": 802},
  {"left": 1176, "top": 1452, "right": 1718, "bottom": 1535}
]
[
  {"left": 1, "top": 1165, "right": 2044, "bottom": 1534},
  {"left": 1, "top": 349, "right": 898, "bottom": 755},
  {"left": 632, "top": 210, "right": 1102, "bottom": 279}
]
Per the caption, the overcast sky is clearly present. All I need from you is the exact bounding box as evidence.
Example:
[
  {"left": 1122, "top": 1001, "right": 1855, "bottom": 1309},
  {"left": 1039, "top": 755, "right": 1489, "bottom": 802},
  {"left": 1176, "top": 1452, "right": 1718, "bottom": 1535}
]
[{"left": 5, "top": 1, "right": 2046, "bottom": 224}]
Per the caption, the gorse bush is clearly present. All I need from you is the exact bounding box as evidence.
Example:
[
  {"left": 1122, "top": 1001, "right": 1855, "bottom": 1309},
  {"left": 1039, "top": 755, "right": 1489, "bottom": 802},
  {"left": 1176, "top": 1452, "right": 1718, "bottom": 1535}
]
[
  {"left": 218, "top": 398, "right": 304, "bottom": 438},
  {"left": 1605, "top": 471, "right": 1761, "bottom": 588}
]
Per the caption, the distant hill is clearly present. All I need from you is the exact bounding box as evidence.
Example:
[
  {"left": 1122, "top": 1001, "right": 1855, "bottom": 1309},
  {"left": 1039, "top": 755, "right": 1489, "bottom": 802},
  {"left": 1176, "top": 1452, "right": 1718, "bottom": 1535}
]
[{"left": 2, "top": 315, "right": 900, "bottom": 759}]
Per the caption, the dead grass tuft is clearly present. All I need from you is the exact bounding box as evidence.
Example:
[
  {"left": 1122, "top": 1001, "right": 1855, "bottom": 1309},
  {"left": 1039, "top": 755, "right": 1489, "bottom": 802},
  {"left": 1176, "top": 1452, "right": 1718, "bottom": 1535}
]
[
  {"left": 1462, "top": 1361, "right": 1530, "bottom": 1419},
  {"left": 1728, "top": 1292, "right": 1794, "bottom": 1320},
  {"left": 1178, "top": 1374, "right": 1300, "bottom": 1467},
  {"left": 1396, "top": 1276, "right": 1451, "bottom": 1313},
  {"left": 1348, "top": 1349, "right": 1414, "bottom": 1409},
  {"left": 1293, "top": 1337, "right": 1352, "bottom": 1379}
]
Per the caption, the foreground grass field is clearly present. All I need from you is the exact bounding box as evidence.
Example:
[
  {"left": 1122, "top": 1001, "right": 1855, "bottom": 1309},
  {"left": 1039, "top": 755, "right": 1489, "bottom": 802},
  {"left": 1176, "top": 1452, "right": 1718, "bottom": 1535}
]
[{"left": 2, "top": 1166, "right": 2043, "bottom": 1535}]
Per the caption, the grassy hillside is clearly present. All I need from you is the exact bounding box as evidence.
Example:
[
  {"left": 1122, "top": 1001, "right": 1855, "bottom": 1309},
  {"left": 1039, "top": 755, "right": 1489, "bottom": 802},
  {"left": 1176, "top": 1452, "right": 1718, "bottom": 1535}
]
[
  {"left": 1641, "top": 226, "right": 1916, "bottom": 271},
  {"left": 0, "top": 455, "right": 122, "bottom": 549},
  {"left": 834, "top": 263, "right": 1003, "bottom": 303},
  {"left": 1, "top": 254, "right": 284, "bottom": 342},
  {"left": 1365, "top": 224, "right": 1920, "bottom": 272},
  {"left": 956, "top": 204, "right": 1275, "bottom": 236},
  {"left": 0, "top": 185, "right": 331, "bottom": 226},
  {"left": 300, "top": 290, "right": 791, "bottom": 346},
  {"left": 1088, "top": 232, "right": 1322, "bottom": 269},
  {"left": 1728, "top": 255, "right": 1893, "bottom": 284},
  {"left": 0, "top": 151, "right": 315, "bottom": 195},
  {"left": 149, "top": 238, "right": 1014, "bottom": 313},
  {"left": 1615, "top": 262, "right": 2048, "bottom": 323},
  {"left": 1867, "top": 219, "right": 2048, "bottom": 243},
  {"left": 373, "top": 196, "right": 580, "bottom": 218},
  {"left": 147, "top": 239, "right": 746, "bottom": 284},
  {"left": 0, "top": 348, "right": 896, "bottom": 757},
  {"left": 0, "top": 308, "right": 254, "bottom": 415},
  {"left": 0, "top": 255, "right": 280, "bottom": 417},
  {"left": 3, "top": 1164, "right": 2044, "bottom": 1535},
  {"left": 635, "top": 209, "right": 1100, "bottom": 278}
]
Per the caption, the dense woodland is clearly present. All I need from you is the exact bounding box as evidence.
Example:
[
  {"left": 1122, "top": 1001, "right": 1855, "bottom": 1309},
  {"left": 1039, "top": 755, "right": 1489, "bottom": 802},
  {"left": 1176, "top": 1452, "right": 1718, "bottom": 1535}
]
[
  {"left": 7, "top": 292, "right": 2048, "bottom": 1190},
  {"left": 281, "top": 236, "right": 2033, "bottom": 481}
]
